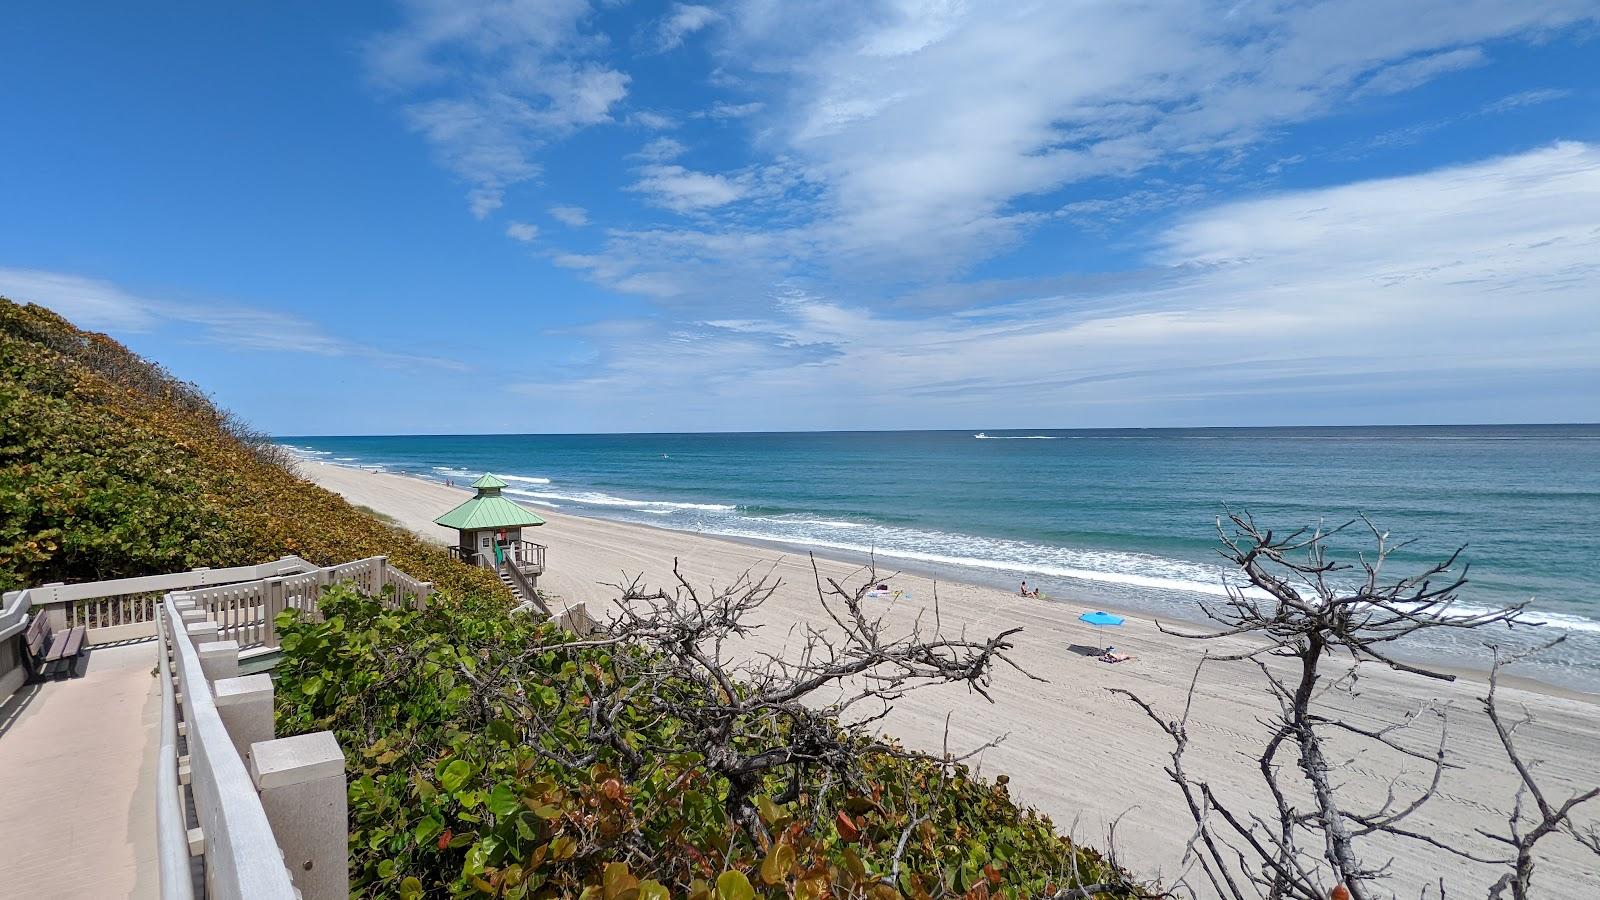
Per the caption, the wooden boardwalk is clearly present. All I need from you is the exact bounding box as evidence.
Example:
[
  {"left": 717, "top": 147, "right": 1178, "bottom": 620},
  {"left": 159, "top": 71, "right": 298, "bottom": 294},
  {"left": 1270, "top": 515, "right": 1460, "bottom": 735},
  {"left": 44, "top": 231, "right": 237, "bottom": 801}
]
[{"left": 0, "top": 642, "right": 160, "bottom": 898}]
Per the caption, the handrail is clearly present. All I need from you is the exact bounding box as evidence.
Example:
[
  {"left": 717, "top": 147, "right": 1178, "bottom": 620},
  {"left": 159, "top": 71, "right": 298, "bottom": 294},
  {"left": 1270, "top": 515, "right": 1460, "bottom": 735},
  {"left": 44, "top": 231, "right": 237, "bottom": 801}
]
[
  {"left": 501, "top": 554, "right": 551, "bottom": 618},
  {"left": 164, "top": 593, "right": 299, "bottom": 899},
  {"left": 6, "top": 556, "right": 318, "bottom": 611},
  {"left": 156, "top": 607, "right": 197, "bottom": 900},
  {"left": 0, "top": 587, "right": 29, "bottom": 642}
]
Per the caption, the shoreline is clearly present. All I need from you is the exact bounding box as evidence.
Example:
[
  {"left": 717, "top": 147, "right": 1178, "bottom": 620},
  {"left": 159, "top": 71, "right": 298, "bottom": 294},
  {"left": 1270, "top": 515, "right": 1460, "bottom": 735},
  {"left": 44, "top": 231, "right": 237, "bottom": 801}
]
[
  {"left": 334, "top": 461, "right": 1594, "bottom": 703},
  {"left": 301, "top": 460, "right": 1600, "bottom": 894}
]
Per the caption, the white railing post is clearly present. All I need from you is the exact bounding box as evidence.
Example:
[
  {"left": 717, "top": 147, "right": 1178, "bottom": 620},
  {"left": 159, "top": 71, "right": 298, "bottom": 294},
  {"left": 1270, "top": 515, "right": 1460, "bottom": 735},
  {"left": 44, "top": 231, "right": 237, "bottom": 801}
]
[
  {"left": 373, "top": 556, "right": 388, "bottom": 597},
  {"left": 186, "top": 621, "right": 220, "bottom": 649},
  {"left": 197, "top": 640, "right": 240, "bottom": 684},
  {"left": 251, "top": 732, "right": 348, "bottom": 900},
  {"left": 263, "top": 577, "right": 285, "bottom": 648},
  {"left": 42, "top": 584, "right": 68, "bottom": 630},
  {"left": 214, "top": 674, "right": 275, "bottom": 769}
]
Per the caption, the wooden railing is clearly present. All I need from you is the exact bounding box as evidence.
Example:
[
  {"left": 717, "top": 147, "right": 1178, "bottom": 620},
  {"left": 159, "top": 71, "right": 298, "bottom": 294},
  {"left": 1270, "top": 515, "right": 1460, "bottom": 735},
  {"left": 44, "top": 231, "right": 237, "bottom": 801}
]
[
  {"left": 183, "top": 556, "right": 431, "bottom": 650},
  {"left": 161, "top": 596, "right": 304, "bottom": 899},
  {"left": 448, "top": 540, "right": 546, "bottom": 574},
  {"left": 501, "top": 550, "right": 551, "bottom": 618},
  {"left": 502, "top": 539, "right": 546, "bottom": 574},
  {"left": 1, "top": 556, "right": 434, "bottom": 700},
  {"left": 3, "top": 556, "right": 321, "bottom": 646}
]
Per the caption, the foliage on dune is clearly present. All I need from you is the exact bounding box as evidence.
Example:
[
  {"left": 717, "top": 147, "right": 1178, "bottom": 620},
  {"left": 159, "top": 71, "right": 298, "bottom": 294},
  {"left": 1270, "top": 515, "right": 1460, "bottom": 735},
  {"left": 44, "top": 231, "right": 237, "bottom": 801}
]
[
  {"left": 276, "top": 588, "right": 1128, "bottom": 899},
  {"left": 0, "top": 297, "right": 507, "bottom": 603}
]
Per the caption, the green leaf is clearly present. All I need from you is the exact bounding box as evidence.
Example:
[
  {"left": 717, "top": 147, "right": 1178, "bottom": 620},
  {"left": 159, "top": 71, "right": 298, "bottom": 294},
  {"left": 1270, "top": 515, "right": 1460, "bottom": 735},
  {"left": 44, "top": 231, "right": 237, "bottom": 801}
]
[
  {"left": 715, "top": 870, "right": 754, "bottom": 900},
  {"left": 439, "top": 759, "right": 473, "bottom": 793},
  {"left": 486, "top": 784, "right": 521, "bottom": 817},
  {"left": 487, "top": 718, "right": 517, "bottom": 744},
  {"left": 377, "top": 859, "right": 396, "bottom": 879},
  {"left": 414, "top": 815, "right": 444, "bottom": 845},
  {"left": 637, "top": 879, "right": 670, "bottom": 900},
  {"left": 300, "top": 675, "right": 323, "bottom": 696},
  {"left": 399, "top": 876, "right": 423, "bottom": 900}
]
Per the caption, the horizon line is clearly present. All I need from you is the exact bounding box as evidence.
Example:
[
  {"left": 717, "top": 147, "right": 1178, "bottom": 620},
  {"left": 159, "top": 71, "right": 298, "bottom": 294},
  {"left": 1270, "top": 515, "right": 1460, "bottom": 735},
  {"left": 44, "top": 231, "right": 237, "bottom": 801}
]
[{"left": 274, "top": 422, "right": 1600, "bottom": 440}]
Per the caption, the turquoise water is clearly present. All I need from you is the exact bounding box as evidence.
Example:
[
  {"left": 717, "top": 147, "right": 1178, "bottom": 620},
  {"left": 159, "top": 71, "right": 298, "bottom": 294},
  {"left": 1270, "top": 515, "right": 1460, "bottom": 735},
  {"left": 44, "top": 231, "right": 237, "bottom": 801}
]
[{"left": 282, "top": 426, "right": 1600, "bottom": 690}]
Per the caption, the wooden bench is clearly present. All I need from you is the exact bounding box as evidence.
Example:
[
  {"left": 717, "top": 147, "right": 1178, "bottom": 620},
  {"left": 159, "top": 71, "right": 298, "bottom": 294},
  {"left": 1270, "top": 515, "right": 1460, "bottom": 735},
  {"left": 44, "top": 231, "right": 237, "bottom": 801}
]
[{"left": 23, "top": 612, "right": 87, "bottom": 680}]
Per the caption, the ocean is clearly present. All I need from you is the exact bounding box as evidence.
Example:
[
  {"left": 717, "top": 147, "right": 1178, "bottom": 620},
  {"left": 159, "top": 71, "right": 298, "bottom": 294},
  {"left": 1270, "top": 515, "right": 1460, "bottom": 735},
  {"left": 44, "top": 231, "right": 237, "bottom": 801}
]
[{"left": 281, "top": 425, "right": 1600, "bottom": 692}]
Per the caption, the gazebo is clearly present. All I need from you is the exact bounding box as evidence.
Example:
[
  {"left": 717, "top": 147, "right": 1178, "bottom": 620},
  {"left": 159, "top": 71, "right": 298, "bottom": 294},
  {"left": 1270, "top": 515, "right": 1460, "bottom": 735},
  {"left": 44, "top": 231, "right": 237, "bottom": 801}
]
[{"left": 434, "top": 474, "right": 547, "bottom": 586}]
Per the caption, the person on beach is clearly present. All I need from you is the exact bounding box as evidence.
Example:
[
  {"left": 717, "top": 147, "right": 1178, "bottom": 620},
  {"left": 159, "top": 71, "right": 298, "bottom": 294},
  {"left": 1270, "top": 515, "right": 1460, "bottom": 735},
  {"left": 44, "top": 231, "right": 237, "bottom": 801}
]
[
  {"left": 1019, "top": 580, "right": 1030, "bottom": 596},
  {"left": 1099, "top": 646, "right": 1132, "bottom": 663}
]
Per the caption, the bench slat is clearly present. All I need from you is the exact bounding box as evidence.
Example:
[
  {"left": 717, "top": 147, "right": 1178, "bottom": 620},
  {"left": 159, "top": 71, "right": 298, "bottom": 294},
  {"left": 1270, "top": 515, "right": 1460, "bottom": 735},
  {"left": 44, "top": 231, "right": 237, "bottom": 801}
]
[{"left": 45, "top": 626, "right": 87, "bottom": 662}]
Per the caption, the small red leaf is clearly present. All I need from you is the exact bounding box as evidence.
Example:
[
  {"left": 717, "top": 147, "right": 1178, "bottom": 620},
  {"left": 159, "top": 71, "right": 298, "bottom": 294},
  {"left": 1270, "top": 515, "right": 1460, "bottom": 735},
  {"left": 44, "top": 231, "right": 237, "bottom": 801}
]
[
  {"left": 438, "top": 828, "right": 453, "bottom": 850},
  {"left": 835, "top": 810, "right": 860, "bottom": 842}
]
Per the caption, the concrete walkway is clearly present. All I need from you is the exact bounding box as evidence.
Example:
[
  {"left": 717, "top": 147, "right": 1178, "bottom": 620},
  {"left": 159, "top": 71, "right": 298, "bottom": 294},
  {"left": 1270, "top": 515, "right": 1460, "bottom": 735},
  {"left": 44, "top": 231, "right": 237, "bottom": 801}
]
[{"left": 0, "top": 642, "right": 160, "bottom": 899}]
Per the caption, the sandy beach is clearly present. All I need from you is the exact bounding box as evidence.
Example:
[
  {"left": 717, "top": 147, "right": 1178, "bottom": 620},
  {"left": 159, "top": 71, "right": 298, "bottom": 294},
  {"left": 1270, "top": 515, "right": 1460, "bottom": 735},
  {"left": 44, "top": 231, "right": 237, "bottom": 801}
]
[{"left": 305, "top": 462, "right": 1600, "bottom": 895}]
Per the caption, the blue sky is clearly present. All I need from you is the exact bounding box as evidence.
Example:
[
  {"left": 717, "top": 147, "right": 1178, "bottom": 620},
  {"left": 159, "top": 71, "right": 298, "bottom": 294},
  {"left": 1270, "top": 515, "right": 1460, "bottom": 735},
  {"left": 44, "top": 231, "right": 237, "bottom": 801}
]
[{"left": 2, "top": 1, "right": 1597, "bottom": 434}]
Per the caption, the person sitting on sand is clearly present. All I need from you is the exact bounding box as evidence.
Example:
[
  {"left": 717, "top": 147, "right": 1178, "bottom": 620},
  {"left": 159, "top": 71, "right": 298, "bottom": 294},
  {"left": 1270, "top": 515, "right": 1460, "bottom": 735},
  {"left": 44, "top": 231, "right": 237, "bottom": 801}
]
[
  {"left": 1098, "top": 646, "right": 1132, "bottom": 663},
  {"left": 1019, "top": 580, "right": 1030, "bottom": 597}
]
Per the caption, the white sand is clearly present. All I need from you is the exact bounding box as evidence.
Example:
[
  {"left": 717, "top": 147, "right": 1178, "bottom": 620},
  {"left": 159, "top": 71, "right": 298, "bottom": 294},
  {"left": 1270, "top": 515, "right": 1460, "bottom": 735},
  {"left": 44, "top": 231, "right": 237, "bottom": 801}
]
[{"left": 305, "top": 462, "right": 1600, "bottom": 895}]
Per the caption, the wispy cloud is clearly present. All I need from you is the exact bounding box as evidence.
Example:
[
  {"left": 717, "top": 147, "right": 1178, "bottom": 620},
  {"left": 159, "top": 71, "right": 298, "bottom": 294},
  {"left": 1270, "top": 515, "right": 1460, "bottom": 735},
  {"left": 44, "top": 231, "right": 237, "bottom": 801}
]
[
  {"left": 365, "top": 0, "right": 629, "bottom": 218},
  {"left": 522, "top": 143, "right": 1600, "bottom": 427},
  {"left": 633, "top": 136, "right": 688, "bottom": 162},
  {"left": 696, "top": 100, "right": 764, "bottom": 119},
  {"left": 1353, "top": 47, "right": 1487, "bottom": 97},
  {"left": 655, "top": 4, "right": 718, "bottom": 51},
  {"left": 1482, "top": 87, "right": 1573, "bottom": 114},
  {"left": 0, "top": 268, "right": 469, "bottom": 371},
  {"left": 628, "top": 164, "right": 747, "bottom": 212},
  {"left": 706, "top": 1, "right": 1597, "bottom": 269},
  {"left": 549, "top": 205, "right": 590, "bottom": 227},
  {"left": 506, "top": 221, "right": 539, "bottom": 241}
]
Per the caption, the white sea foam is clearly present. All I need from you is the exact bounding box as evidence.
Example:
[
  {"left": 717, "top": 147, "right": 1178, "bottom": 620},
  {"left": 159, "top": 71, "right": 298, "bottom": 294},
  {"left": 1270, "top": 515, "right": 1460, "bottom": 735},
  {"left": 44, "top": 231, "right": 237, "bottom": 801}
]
[
  {"left": 974, "top": 434, "right": 1059, "bottom": 440},
  {"left": 499, "top": 473, "right": 552, "bottom": 485},
  {"left": 504, "top": 487, "right": 735, "bottom": 512}
]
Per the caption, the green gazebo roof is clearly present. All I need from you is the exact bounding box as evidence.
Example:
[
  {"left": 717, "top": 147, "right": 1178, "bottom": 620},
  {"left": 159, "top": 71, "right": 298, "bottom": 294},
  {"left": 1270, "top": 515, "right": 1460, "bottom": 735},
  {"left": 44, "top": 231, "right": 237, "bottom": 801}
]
[{"left": 434, "top": 473, "right": 546, "bottom": 531}]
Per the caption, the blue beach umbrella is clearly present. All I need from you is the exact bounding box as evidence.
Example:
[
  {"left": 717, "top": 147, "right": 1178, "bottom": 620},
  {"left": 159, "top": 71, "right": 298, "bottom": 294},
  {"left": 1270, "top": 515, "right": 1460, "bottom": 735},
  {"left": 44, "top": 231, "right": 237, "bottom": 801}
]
[{"left": 1079, "top": 610, "right": 1125, "bottom": 651}]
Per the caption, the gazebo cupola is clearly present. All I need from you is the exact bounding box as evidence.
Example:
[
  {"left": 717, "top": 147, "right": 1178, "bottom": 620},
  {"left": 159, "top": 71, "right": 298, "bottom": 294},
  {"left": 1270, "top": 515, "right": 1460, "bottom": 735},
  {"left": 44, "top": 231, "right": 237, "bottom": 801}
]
[{"left": 434, "top": 474, "right": 546, "bottom": 579}]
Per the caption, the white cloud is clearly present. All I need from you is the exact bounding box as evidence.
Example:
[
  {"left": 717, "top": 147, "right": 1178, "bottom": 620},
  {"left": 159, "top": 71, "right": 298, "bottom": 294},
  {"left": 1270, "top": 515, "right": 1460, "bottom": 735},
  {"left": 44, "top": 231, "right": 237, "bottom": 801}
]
[
  {"left": 629, "top": 110, "right": 676, "bottom": 130},
  {"left": 1482, "top": 87, "right": 1573, "bottom": 113},
  {"left": 634, "top": 136, "right": 688, "bottom": 161},
  {"left": 0, "top": 268, "right": 469, "bottom": 370},
  {"left": 656, "top": 4, "right": 718, "bottom": 51},
  {"left": 697, "top": 100, "right": 764, "bottom": 119},
  {"left": 506, "top": 221, "right": 539, "bottom": 241},
  {"left": 628, "top": 164, "right": 747, "bottom": 212},
  {"left": 0, "top": 267, "right": 158, "bottom": 330},
  {"left": 525, "top": 144, "right": 1600, "bottom": 428},
  {"left": 366, "top": 0, "right": 629, "bottom": 217},
  {"left": 1353, "top": 47, "right": 1488, "bottom": 97},
  {"left": 710, "top": 0, "right": 1599, "bottom": 269},
  {"left": 549, "top": 205, "right": 590, "bottom": 226}
]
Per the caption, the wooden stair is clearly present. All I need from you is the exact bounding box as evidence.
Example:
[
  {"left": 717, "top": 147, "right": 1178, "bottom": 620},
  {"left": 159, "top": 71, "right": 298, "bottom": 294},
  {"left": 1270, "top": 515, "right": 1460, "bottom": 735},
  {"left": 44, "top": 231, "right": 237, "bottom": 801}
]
[{"left": 498, "top": 568, "right": 526, "bottom": 604}]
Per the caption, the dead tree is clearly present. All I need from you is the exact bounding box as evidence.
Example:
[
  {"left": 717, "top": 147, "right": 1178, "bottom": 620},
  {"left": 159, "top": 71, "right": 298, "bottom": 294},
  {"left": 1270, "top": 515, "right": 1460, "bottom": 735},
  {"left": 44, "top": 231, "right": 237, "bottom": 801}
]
[
  {"left": 592, "top": 555, "right": 1038, "bottom": 837},
  {"left": 1114, "top": 512, "right": 1599, "bottom": 900},
  {"left": 1480, "top": 643, "right": 1600, "bottom": 900}
]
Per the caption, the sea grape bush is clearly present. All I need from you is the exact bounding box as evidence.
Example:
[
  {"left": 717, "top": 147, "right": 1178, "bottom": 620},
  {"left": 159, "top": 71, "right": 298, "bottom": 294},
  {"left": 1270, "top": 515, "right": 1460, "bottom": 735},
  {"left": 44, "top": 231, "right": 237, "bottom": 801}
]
[
  {"left": 274, "top": 587, "right": 1130, "bottom": 899},
  {"left": 0, "top": 298, "right": 507, "bottom": 603}
]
